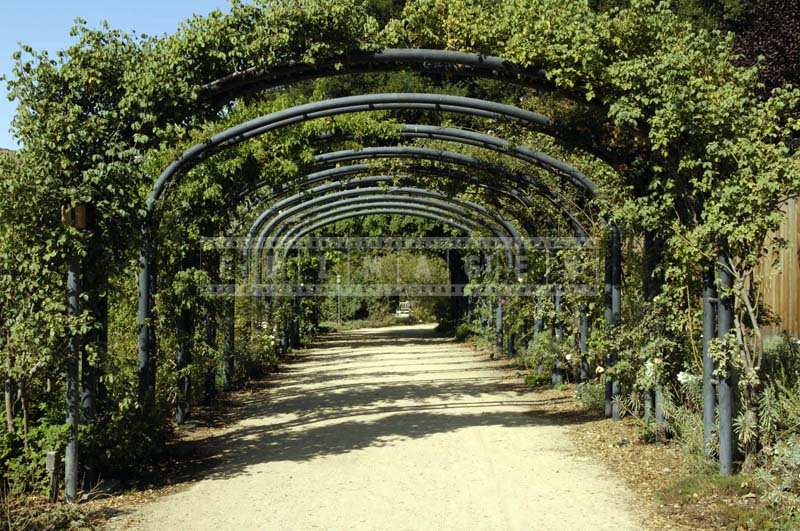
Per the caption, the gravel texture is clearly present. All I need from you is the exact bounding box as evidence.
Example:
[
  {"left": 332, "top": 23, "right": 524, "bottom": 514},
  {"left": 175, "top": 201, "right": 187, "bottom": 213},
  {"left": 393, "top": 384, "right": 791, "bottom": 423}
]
[{"left": 110, "top": 324, "right": 644, "bottom": 531}]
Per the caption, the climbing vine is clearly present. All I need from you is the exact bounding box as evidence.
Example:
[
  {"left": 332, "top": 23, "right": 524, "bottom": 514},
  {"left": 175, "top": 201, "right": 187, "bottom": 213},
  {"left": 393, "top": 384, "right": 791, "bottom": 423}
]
[{"left": 2, "top": 0, "right": 800, "bottom": 498}]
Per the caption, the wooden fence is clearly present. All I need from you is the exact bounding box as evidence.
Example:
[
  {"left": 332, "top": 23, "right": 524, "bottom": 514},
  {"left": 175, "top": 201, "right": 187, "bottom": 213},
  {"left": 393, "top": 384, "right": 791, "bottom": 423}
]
[{"left": 759, "top": 198, "right": 800, "bottom": 337}]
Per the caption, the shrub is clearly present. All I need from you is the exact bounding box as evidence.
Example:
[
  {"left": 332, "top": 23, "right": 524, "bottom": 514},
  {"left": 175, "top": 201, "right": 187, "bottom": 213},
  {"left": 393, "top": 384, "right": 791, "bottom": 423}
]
[
  {"left": 575, "top": 381, "right": 605, "bottom": 414},
  {"left": 454, "top": 323, "right": 471, "bottom": 341},
  {"left": 756, "top": 435, "right": 800, "bottom": 512}
]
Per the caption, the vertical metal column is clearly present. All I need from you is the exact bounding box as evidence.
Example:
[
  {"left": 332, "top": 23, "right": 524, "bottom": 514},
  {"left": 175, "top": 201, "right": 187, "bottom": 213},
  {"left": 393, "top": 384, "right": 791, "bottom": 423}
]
[
  {"left": 552, "top": 285, "right": 564, "bottom": 385},
  {"left": 204, "top": 305, "right": 217, "bottom": 402},
  {"left": 611, "top": 225, "right": 622, "bottom": 420},
  {"left": 603, "top": 229, "right": 613, "bottom": 417},
  {"left": 175, "top": 304, "right": 194, "bottom": 424},
  {"left": 137, "top": 226, "right": 155, "bottom": 408},
  {"left": 81, "top": 214, "right": 102, "bottom": 426},
  {"left": 702, "top": 265, "right": 718, "bottom": 456},
  {"left": 204, "top": 251, "right": 220, "bottom": 401},
  {"left": 495, "top": 301, "right": 503, "bottom": 355},
  {"left": 62, "top": 204, "right": 89, "bottom": 503},
  {"left": 65, "top": 252, "right": 80, "bottom": 503},
  {"left": 717, "top": 254, "right": 734, "bottom": 475},
  {"left": 578, "top": 310, "right": 590, "bottom": 381},
  {"left": 222, "top": 251, "right": 236, "bottom": 389}
]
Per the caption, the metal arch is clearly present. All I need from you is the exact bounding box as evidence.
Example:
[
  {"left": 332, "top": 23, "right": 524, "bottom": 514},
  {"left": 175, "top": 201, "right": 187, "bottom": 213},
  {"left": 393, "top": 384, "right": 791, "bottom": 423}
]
[
  {"left": 197, "top": 49, "right": 614, "bottom": 162},
  {"left": 199, "top": 49, "right": 557, "bottom": 100},
  {"left": 246, "top": 177, "right": 526, "bottom": 274},
  {"left": 146, "top": 93, "right": 598, "bottom": 214},
  {"left": 275, "top": 207, "right": 477, "bottom": 271},
  {"left": 271, "top": 204, "right": 501, "bottom": 274},
  {"left": 259, "top": 192, "right": 517, "bottom": 270},
  {"left": 255, "top": 189, "right": 520, "bottom": 277},
  {"left": 236, "top": 123, "right": 592, "bottom": 234},
  {"left": 241, "top": 164, "right": 536, "bottom": 214},
  {"left": 239, "top": 143, "right": 587, "bottom": 242},
  {"left": 308, "top": 123, "right": 595, "bottom": 196},
  {"left": 241, "top": 167, "right": 541, "bottom": 274},
  {"left": 264, "top": 202, "right": 487, "bottom": 276},
  {"left": 311, "top": 146, "right": 588, "bottom": 235},
  {"left": 138, "top": 93, "right": 601, "bottom": 404}
]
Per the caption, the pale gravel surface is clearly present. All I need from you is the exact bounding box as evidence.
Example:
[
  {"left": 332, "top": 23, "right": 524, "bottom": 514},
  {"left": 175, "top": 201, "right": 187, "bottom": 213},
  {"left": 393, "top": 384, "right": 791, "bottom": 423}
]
[{"left": 109, "top": 324, "right": 645, "bottom": 531}]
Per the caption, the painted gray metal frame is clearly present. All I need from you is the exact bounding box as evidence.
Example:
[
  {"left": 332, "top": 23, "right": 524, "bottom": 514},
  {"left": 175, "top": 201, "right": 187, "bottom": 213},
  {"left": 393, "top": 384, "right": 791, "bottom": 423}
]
[
  {"left": 138, "top": 94, "right": 599, "bottom": 404},
  {"left": 197, "top": 49, "right": 619, "bottom": 165},
  {"left": 277, "top": 205, "right": 488, "bottom": 265},
  {"left": 145, "top": 93, "right": 596, "bottom": 214},
  {"left": 241, "top": 166, "right": 544, "bottom": 275},
  {"left": 263, "top": 197, "right": 516, "bottom": 276},
  {"left": 252, "top": 183, "right": 521, "bottom": 277},
  {"left": 311, "top": 146, "right": 588, "bottom": 234},
  {"left": 134, "top": 45, "right": 731, "bottom": 475},
  {"left": 237, "top": 124, "right": 591, "bottom": 232},
  {"left": 240, "top": 149, "right": 585, "bottom": 265}
]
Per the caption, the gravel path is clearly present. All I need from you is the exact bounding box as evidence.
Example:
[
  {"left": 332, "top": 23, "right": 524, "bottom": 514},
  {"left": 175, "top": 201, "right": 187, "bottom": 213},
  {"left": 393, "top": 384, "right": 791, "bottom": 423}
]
[{"left": 111, "top": 324, "right": 644, "bottom": 530}]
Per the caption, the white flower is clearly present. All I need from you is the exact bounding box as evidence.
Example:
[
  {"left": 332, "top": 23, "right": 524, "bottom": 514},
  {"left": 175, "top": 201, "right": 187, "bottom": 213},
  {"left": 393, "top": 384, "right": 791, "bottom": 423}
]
[
  {"left": 565, "top": 354, "right": 572, "bottom": 362},
  {"left": 595, "top": 366, "right": 605, "bottom": 374}
]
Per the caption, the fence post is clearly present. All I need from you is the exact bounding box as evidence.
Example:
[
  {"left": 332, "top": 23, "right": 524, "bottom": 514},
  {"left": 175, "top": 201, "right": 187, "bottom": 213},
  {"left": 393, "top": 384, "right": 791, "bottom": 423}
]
[
  {"left": 717, "top": 254, "right": 735, "bottom": 475},
  {"left": 552, "top": 285, "right": 564, "bottom": 384},
  {"left": 46, "top": 451, "right": 61, "bottom": 503},
  {"left": 702, "top": 265, "right": 718, "bottom": 456},
  {"left": 62, "top": 204, "right": 87, "bottom": 503}
]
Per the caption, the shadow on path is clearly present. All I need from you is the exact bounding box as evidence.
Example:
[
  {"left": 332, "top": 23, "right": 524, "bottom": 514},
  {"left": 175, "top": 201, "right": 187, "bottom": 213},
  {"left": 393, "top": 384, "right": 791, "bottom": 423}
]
[{"left": 161, "top": 324, "right": 593, "bottom": 487}]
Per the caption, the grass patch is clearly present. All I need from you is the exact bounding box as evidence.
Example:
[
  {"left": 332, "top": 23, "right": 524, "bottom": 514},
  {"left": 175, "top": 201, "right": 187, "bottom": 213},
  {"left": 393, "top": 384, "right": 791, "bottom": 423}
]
[{"left": 656, "top": 469, "right": 794, "bottom": 529}]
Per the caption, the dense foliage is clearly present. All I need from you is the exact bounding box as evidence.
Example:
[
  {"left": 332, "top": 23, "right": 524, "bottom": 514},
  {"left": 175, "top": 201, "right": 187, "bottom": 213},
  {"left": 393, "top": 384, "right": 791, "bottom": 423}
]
[{"left": 1, "top": 0, "right": 799, "bottom": 517}]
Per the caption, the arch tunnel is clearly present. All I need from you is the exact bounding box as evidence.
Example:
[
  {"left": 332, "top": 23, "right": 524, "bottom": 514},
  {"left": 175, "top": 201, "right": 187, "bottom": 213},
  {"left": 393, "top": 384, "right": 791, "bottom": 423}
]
[{"left": 60, "top": 47, "right": 659, "bottom": 502}]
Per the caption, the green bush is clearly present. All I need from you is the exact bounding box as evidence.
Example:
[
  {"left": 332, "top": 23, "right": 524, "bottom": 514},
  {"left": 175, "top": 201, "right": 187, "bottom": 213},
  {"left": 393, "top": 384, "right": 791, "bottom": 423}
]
[
  {"left": 454, "top": 323, "right": 472, "bottom": 341},
  {"left": 524, "top": 372, "right": 551, "bottom": 388},
  {"left": 757, "top": 435, "right": 800, "bottom": 507},
  {"left": 575, "top": 381, "right": 605, "bottom": 414}
]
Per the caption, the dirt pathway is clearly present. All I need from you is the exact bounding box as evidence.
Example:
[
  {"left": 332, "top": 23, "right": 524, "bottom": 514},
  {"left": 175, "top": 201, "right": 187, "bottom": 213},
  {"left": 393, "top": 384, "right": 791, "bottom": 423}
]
[{"left": 110, "top": 324, "right": 645, "bottom": 530}]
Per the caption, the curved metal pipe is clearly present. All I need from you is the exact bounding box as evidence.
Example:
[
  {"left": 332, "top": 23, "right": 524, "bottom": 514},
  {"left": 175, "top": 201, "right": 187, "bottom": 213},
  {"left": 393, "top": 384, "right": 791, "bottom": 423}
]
[
  {"left": 240, "top": 147, "right": 586, "bottom": 262},
  {"left": 199, "top": 49, "right": 556, "bottom": 99},
  {"left": 261, "top": 195, "right": 516, "bottom": 277},
  {"left": 250, "top": 180, "right": 522, "bottom": 273},
  {"left": 261, "top": 190, "right": 517, "bottom": 260},
  {"left": 138, "top": 94, "right": 600, "bottom": 404},
  {"left": 272, "top": 204, "right": 489, "bottom": 273},
  {"left": 197, "top": 49, "right": 616, "bottom": 164},
  {"left": 242, "top": 170, "right": 539, "bottom": 274},
  {"left": 147, "top": 93, "right": 597, "bottom": 213},
  {"left": 312, "top": 146, "right": 588, "bottom": 234}
]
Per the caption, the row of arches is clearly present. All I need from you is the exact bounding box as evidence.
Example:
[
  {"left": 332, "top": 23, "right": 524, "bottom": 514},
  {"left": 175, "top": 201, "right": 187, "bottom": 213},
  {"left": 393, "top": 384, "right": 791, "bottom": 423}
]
[{"left": 59, "top": 47, "right": 735, "bottom": 502}]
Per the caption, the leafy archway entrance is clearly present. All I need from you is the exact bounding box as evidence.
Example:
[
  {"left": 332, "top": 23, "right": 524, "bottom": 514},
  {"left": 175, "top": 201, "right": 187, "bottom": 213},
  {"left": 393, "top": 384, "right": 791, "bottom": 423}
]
[{"left": 6, "top": 1, "right": 796, "bottom": 504}]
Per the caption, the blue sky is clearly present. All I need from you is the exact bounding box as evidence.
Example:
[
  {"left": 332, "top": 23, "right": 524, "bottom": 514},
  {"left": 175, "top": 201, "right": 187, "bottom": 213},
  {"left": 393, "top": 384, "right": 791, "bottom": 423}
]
[{"left": 0, "top": 1, "right": 234, "bottom": 149}]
